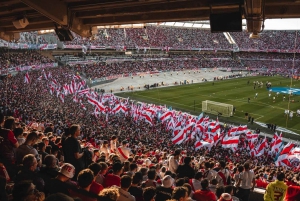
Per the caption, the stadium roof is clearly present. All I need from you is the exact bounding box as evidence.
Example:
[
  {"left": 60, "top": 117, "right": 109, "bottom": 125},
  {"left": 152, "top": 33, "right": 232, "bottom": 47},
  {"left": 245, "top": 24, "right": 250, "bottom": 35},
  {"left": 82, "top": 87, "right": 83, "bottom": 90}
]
[{"left": 1, "top": 0, "right": 300, "bottom": 41}]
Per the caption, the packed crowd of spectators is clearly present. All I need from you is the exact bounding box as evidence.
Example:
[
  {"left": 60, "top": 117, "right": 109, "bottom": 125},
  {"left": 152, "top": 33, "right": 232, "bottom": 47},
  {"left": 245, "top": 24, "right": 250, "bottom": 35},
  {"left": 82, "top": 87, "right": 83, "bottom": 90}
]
[
  {"left": 0, "top": 64, "right": 300, "bottom": 201},
  {"left": 236, "top": 52, "right": 300, "bottom": 60},
  {"left": 0, "top": 50, "right": 54, "bottom": 70},
  {"left": 59, "top": 27, "right": 300, "bottom": 52},
  {"left": 230, "top": 30, "right": 300, "bottom": 51},
  {"left": 63, "top": 27, "right": 231, "bottom": 50}
]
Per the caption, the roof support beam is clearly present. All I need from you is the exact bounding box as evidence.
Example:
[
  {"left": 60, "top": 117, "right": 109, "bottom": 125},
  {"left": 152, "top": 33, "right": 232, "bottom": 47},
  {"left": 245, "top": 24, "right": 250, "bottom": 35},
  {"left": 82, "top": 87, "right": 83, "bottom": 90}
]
[
  {"left": 76, "top": 1, "right": 227, "bottom": 19},
  {"left": 20, "top": 0, "right": 91, "bottom": 37},
  {"left": 4, "top": 22, "right": 55, "bottom": 32},
  {"left": 83, "top": 10, "right": 216, "bottom": 26}
]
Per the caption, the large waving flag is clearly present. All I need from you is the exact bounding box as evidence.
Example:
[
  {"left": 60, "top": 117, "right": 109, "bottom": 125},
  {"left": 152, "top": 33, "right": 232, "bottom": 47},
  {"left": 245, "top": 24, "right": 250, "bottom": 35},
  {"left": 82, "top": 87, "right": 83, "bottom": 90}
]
[
  {"left": 87, "top": 97, "right": 106, "bottom": 113},
  {"left": 270, "top": 133, "right": 283, "bottom": 154},
  {"left": 195, "top": 140, "right": 213, "bottom": 151},
  {"left": 275, "top": 142, "right": 295, "bottom": 167},
  {"left": 160, "top": 111, "right": 172, "bottom": 122},
  {"left": 228, "top": 125, "right": 247, "bottom": 136},
  {"left": 222, "top": 135, "right": 240, "bottom": 150},
  {"left": 172, "top": 128, "right": 186, "bottom": 145},
  {"left": 254, "top": 137, "right": 268, "bottom": 157}
]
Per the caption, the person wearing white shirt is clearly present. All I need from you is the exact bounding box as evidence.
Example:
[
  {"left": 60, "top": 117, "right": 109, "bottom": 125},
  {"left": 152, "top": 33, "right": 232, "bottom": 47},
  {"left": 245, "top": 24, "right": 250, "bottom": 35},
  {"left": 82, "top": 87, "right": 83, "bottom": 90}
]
[
  {"left": 189, "top": 172, "right": 203, "bottom": 191},
  {"left": 117, "top": 140, "right": 131, "bottom": 163},
  {"left": 216, "top": 161, "right": 230, "bottom": 187},
  {"left": 235, "top": 163, "right": 255, "bottom": 201},
  {"left": 110, "top": 135, "right": 118, "bottom": 153},
  {"left": 100, "top": 140, "right": 110, "bottom": 158},
  {"left": 203, "top": 162, "right": 215, "bottom": 182},
  {"left": 168, "top": 149, "right": 181, "bottom": 173},
  {"left": 117, "top": 175, "right": 136, "bottom": 201}
]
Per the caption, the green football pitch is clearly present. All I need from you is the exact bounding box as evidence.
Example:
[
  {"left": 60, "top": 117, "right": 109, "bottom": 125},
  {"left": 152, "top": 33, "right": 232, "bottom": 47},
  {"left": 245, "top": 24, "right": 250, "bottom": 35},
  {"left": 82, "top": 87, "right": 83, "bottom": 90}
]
[{"left": 116, "top": 76, "right": 300, "bottom": 138}]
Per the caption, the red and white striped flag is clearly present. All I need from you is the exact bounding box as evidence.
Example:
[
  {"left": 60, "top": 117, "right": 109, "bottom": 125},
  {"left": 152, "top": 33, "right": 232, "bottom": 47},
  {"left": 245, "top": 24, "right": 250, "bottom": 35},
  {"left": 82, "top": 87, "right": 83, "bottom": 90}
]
[
  {"left": 222, "top": 135, "right": 239, "bottom": 150},
  {"left": 228, "top": 125, "right": 248, "bottom": 136},
  {"left": 160, "top": 111, "right": 172, "bottom": 122},
  {"left": 270, "top": 133, "right": 282, "bottom": 154},
  {"left": 195, "top": 140, "right": 212, "bottom": 151},
  {"left": 254, "top": 137, "right": 268, "bottom": 157},
  {"left": 24, "top": 72, "right": 30, "bottom": 84},
  {"left": 59, "top": 94, "right": 64, "bottom": 103},
  {"left": 172, "top": 128, "right": 186, "bottom": 145}
]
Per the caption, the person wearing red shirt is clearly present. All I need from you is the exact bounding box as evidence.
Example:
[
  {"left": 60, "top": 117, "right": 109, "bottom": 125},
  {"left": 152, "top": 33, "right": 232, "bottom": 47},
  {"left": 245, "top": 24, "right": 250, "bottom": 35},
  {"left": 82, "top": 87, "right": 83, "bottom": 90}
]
[
  {"left": 0, "top": 116, "right": 19, "bottom": 178},
  {"left": 193, "top": 179, "right": 217, "bottom": 201},
  {"left": 88, "top": 163, "right": 104, "bottom": 194},
  {"left": 103, "top": 162, "right": 123, "bottom": 188}
]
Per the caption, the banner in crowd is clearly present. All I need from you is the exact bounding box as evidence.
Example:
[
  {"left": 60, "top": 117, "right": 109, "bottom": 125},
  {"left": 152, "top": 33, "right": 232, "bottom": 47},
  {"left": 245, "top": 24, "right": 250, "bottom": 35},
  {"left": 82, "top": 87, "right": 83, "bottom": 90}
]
[
  {"left": 15, "top": 63, "right": 58, "bottom": 72},
  {"left": 67, "top": 60, "right": 98, "bottom": 65},
  {"left": 39, "top": 44, "right": 57, "bottom": 50}
]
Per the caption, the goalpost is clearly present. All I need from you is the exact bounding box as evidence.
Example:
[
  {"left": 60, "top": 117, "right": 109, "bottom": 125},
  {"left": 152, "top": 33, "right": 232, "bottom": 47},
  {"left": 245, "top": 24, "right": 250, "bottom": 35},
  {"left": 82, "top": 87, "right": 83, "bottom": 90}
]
[{"left": 202, "top": 100, "right": 233, "bottom": 117}]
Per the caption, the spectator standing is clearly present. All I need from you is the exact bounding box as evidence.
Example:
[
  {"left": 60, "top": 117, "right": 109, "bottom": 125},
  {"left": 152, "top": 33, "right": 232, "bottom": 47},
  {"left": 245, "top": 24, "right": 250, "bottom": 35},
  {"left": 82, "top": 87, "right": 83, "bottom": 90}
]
[
  {"left": 0, "top": 116, "right": 19, "bottom": 178},
  {"left": 117, "top": 140, "right": 131, "bottom": 163},
  {"left": 235, "top": 163, "right": 255, "bottom": 201},
  {"left": 169, "top": 149, "right": 181, "bottom": 173},
  {"left": 176, "top": 156, "right": 195, "bottom": 179},
  {"left": 63, "top": 124, "right": 85, "bottom": 178},
  {"left": 264, "top": 172, "right": 287, "bottom": 201}
]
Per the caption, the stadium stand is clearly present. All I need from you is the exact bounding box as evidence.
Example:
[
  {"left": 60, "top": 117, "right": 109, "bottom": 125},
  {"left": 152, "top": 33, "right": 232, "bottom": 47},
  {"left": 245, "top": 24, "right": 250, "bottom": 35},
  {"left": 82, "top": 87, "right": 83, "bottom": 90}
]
[{"left": 1, "top": 25, "right": 300, "bottom": 201}]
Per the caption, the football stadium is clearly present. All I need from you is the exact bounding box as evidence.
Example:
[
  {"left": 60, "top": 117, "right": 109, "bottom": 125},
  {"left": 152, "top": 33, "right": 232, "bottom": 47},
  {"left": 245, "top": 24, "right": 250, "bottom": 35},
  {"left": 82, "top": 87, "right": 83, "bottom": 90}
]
[{"left": 1, "top": 0, "right": 300, "bottom": 201}]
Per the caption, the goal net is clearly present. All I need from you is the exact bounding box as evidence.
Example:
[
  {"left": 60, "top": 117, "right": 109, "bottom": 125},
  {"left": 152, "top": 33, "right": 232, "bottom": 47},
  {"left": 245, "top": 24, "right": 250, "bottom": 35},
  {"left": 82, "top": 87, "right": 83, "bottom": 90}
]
[{"left": 202, "top": 100, "right": 233, "bottom": 117}]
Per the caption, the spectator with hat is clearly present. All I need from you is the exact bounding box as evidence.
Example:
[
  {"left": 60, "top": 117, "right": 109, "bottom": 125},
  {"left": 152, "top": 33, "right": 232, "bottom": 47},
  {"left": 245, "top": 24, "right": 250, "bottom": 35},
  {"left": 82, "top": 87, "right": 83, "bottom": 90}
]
[
  {"left": 155, "top": 175, "right": 174, "bottom": 201},
  {"left": 45, "top": 163, "right": 77, "bottom": 195},
  {"left": 218, "top": 193, "right": 233, "bottom": 201}
]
